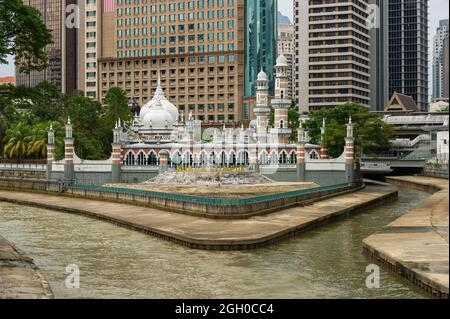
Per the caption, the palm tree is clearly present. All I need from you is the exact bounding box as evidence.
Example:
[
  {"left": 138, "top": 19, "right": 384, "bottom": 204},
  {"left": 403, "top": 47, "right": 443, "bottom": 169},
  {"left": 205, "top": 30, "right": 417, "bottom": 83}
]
[
  {"left": 4, "top": 121, "right": 30, "bottom": 161},
  {"left": 25, "top": 123, "right": 48, "bottom": 158}
]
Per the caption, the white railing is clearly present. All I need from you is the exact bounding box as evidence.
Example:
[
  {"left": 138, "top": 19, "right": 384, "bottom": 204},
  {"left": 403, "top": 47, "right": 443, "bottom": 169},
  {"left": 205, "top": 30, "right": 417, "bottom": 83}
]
[{"left": 0, "top": 163, "right": 46, "bottom": 171}]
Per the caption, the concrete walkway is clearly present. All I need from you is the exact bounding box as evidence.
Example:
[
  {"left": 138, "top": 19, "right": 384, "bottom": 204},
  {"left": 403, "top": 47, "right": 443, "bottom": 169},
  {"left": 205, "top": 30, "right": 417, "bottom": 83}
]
[
  {"left": 0, "top": 183, "right": 397, "bottom": 250},
  {"left": 0, "top": 236, "right": 53, "bottom": 299},
  {"left": 363, "top": 176, "right": 449, "bottom": 299}
]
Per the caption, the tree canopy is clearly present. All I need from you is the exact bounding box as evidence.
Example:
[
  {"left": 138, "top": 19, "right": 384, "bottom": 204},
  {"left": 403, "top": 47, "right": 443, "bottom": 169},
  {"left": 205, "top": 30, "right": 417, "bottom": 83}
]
[
  {"left": 1, "top": 83, "right": 132, "bottom": 161},
  {"left": 303, "top": 103, "right": 393, "bottom": 158},
  {"left": 0, "top": 0, "right": 53, "bottom": 73}
]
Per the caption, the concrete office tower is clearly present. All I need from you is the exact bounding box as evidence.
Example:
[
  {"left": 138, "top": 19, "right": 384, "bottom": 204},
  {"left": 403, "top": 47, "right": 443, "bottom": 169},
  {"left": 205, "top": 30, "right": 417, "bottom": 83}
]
[
  {"left": 15, "top": 0, "right": 78, "bottom": 93},
  {"left": 432, "top": 20, "right": 449, "bottom": 99},
  {"left": 294, "top": 0, "right": 371, "bottom": 112},
  {"left": 244, "top": 0, "right": 278, "bottom": 97},
  {"left": 78, "top": 0, "right": 269, "bottom": 126},
  {"left": 368, "top": 0, "right": 389, "bottom": 111},
  {"left": 277, "top": 12, "right": 295, "bottom": 100},
  {"left": 77, "top": 0, "right": 101, "bottom": 99},
  {"left": 388, "top": 0, "right": 429, "bottom": 111},
  {"left": 444, "top": 36, "right": 449, "bottom": 99}
]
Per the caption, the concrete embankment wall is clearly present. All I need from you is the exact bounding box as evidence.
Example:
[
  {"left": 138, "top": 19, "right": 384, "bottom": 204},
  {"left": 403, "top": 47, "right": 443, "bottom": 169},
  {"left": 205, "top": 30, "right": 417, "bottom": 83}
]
[
  {"left": 0, "top": 235, "right": 53, "bottom": 299},
  {"left": 364, "top": 176, "right": 449, "bottom": 299},
  {"left": 0, "top": 177, "right": 362, "bottom": 218}
]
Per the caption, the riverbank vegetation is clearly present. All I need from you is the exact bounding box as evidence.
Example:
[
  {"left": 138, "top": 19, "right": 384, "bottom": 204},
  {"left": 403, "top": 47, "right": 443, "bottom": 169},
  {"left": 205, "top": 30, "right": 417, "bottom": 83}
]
[{"left": 0, "top": 82, "right": 131, "bottom": 161}]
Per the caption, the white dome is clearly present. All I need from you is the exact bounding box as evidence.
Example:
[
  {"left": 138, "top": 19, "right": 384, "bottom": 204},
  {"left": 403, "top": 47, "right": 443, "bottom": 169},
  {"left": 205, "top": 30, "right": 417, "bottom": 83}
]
[
  {"left": 139, "top": 71, "right": 179, "bottom": 122},
  {"left": 275, "top": 55, "right": 288, "bottom": 67},
  {"left": 257, "top": 69, "right": 268, "bottom": 82},
  {"left": 141, "top": 98, "right": 176, "bottom": 129},
  {"left": 140, "top": 96, "right": 178, "bottom": 122}
]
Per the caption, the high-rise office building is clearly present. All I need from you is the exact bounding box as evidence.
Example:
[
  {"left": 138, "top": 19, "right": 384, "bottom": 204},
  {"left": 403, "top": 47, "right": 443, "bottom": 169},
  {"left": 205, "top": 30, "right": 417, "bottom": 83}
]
[
  {"left": 294, "top": 0, "right": 371, "bottom": 112},
  {"left": 444, "top": 36, "right": 449, "bottom": 99},
  {"left": 432, "top": 20, "right": 449, "bottom": 99},
  {"left": 244, "top": 0, "right": 278, "bottom": 97},
  {"left": 368, "top": 0, "right": 388, "bottom": 111},
  {"left": 388, "top": 0, "right": 428, "bottom": 111},
  {"left": 277, "top": 12, "right": 295, "bottom": 100},
  {"left": 15, "top": 0, "right": 78, "bottom": 93},
  {"left": 79, "top": 0, "right": 277, "bottom": 126}
]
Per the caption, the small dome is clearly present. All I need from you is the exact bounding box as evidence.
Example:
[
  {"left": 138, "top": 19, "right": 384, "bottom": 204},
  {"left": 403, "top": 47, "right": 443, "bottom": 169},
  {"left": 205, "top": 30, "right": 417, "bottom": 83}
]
[
  {"left": 275, "top": 55, "right": 288, "bottom": 67},
  {"left": 257, "top": 69, "right": 268, "bottom": 82},
  {"left": 141, "top": 98, "right": 175, "bottom": 130}
]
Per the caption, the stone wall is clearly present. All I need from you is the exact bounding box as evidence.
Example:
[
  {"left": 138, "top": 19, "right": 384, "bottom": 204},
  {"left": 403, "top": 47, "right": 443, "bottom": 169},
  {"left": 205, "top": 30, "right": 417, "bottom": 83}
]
[{"left": 0, "top": 177, "right": 362, "bottom": 218}]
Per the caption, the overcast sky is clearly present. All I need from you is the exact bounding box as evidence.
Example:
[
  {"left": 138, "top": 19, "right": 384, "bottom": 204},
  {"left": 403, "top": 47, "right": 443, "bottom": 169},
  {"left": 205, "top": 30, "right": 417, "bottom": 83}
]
[{"left": 1, "top": 0, "right": 449, "bottom": 78}]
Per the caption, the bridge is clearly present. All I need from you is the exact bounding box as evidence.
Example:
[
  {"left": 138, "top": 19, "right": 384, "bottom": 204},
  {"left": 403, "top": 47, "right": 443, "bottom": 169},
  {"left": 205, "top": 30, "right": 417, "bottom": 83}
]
[{"left": 361, "top": 157, "right": 427, "bottom": 175}]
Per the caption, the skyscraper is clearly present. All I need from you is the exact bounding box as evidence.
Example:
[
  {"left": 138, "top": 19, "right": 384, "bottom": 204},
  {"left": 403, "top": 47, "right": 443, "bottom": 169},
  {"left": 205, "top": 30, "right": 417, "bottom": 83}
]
[
  {"left": 277, "top": 12, "right": 295, "bottom": 99},
  {"left": 294, "top": 0, "right": 371, "bottom": 112},
  {"left": 15, "top": 0, "right": 78, "bottom": 93},
  {"left": 444, "top": 36, "right": 449, "bottom": 99},
  {"left": 432, "top": 20, "right": 449, "bottom": 99},
  {"left": 388, "top": 0, "right": 428, "bottom": 111},
  {"left": 244, "top": 0, "right": 278, "bottom": 97},
  {"left": 368, "top": 0, "right": 389, "bottom": 111},
  {"left": 79, "top": 0, "right": 279, "bottom": 126}
]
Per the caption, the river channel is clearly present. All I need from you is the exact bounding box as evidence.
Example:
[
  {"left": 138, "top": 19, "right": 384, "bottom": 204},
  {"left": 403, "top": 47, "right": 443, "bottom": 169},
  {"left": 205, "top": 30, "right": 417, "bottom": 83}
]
[{"left": 0, "top": 188, "right": 430, "bottom": 298}]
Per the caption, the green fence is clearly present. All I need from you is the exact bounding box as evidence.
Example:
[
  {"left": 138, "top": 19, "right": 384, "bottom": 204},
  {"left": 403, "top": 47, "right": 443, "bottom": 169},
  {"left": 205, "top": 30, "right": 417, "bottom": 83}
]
[{"left": 68, "top": 182, "right": 356, "bottom": 206}]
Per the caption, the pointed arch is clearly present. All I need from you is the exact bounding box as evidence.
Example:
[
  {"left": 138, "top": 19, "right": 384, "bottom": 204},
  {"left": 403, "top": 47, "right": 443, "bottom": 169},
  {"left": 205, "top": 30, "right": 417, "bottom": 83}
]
[
  {"left": 309, "top": 150, "right": 319, "bottom": 160},
  {"left": 124, "top": 151, "right": 136, "bottom": 166},
  {"left": 270, "top": 151, "right": 278, "bottom": 165},
  {"left": 259, "top": 151, "right": 269, "bottom": 165},
  {"left": 289, "top": 151, "right": 297, "bottom": 164},
  {"left": 148, "top": 151, "right": 158, "bottom": 166},
  {"left": 279, "top": 151, "right": 288, "bottom": 164}
]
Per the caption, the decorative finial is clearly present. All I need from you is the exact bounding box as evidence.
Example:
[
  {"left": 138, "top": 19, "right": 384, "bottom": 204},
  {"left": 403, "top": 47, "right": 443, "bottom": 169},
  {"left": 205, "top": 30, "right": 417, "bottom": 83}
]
[
  {"left": 157, "top": 70, "right": 161, "bottom": 88},
  {"left": 322, "top": 118, "right": 326, "bottom": 128},
  {"left": 349, "top": 116, "right": 352, "bottom": 124},
  {"left": 50, "top": 123, "right": 53, "bottom": 131},
  {"left": 67, "top": 116, "right": 71, "bottom": 125},
  {"left": 115, "top": 120, "right": 118, "bottom": 129}
]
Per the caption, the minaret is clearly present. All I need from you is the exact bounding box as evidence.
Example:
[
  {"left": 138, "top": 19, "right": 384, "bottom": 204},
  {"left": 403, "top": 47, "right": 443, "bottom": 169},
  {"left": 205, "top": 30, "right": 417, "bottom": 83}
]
[
  {"left": 270, "top": 55, "right": 292, "bottom": 144},
  {"left": 320, "top": 118, "right": 329, "bottom": 159},
  {"left": 345, "top": 116, "right": 355, "bottom": 183},
  {"left": 111, "top": 120, "right": 122, "bottom": 183},
  {"left": 296, "top": 121, "right": 306, "bottom": 181},
  {"left": 46, "top": 124, "right": 55, "bottom": 181},
  {"left": 64, "top": 117, "right": 74, "bottom": 183},
  {"left": 254, "top": 68, "right": 270, "bottom": 142}
]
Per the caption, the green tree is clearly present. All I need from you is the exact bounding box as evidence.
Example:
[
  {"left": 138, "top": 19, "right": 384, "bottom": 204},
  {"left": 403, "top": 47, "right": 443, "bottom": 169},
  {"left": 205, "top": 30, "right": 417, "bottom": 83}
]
[
  {"left": 0, "top": 0, "right": 53, "bottom": 73},
  {"left": 102, "top": 87, "right": 132, "bottom": 129},
  {"left": 0, "top": 84, "right": 18, "bottom": 156},
  {"left": 64, "top": 94, "right": 109, "bottom": 160},
  {"left": 304, "top": 103, "right": 393, "bottom": 158},
  {"left": 28, "top": 82, "right": 64, "bottom": 121},
  {"left": 4, "top": 121, "right": 31, "bottom": 161}
]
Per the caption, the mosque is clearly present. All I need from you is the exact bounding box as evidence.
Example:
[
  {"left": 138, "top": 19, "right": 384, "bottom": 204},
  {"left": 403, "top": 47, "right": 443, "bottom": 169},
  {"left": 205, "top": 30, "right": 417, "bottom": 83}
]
[
  {"left": 116, "top": 55, "right": 325, "bottom": 168},
  {"left": 48, "top": 55, "right": 357, "bottom": 186}
]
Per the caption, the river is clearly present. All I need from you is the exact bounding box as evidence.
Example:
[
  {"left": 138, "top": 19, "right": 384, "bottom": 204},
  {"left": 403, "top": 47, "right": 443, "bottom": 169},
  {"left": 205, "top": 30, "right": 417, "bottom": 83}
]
[{"left": 0, "top": 188, "right": 430, "bottom": 298}]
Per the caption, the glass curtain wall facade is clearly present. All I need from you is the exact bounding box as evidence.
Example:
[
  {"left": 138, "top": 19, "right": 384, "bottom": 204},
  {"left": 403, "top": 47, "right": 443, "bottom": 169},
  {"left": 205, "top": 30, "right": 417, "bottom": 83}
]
[
  {"left": 388, "top": 0, "right": 428, "bottom": 111},
  {"left": 244, "top": 0, "right": 277, "bottom": 96}
]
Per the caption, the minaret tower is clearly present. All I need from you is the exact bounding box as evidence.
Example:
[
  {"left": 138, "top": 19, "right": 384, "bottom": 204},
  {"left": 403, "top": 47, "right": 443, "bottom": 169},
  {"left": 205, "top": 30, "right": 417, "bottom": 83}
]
[
  {"left": 111, "top": 120, "right": 122, "bottom": 183},
  {"left": 345, "top": 116, "right": 356, "bottom": 183},
  {"left": 270, "top": 55, "right": 292, "bottom": 144},
  {"left": 46, "top": 124, "right": 55, "bottom": 181},
  {"left": 64, "top": 117, "right": 74, "bottom": 183},
  {"left": 320, "top": 118, "right": 329, "bottom": 159},
  {"left": 254, "top": 69, "right": 270, "bottom": 141}
]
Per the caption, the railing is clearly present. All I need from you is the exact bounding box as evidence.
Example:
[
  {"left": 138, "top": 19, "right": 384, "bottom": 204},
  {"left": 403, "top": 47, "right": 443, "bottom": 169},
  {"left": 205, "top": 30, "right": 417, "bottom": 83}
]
[
  {"left": 0, "top": 163, "right": 46, "bottom": 171},
  {"left": 68, "top": 182, "right": 356, "bottom": 206}
]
